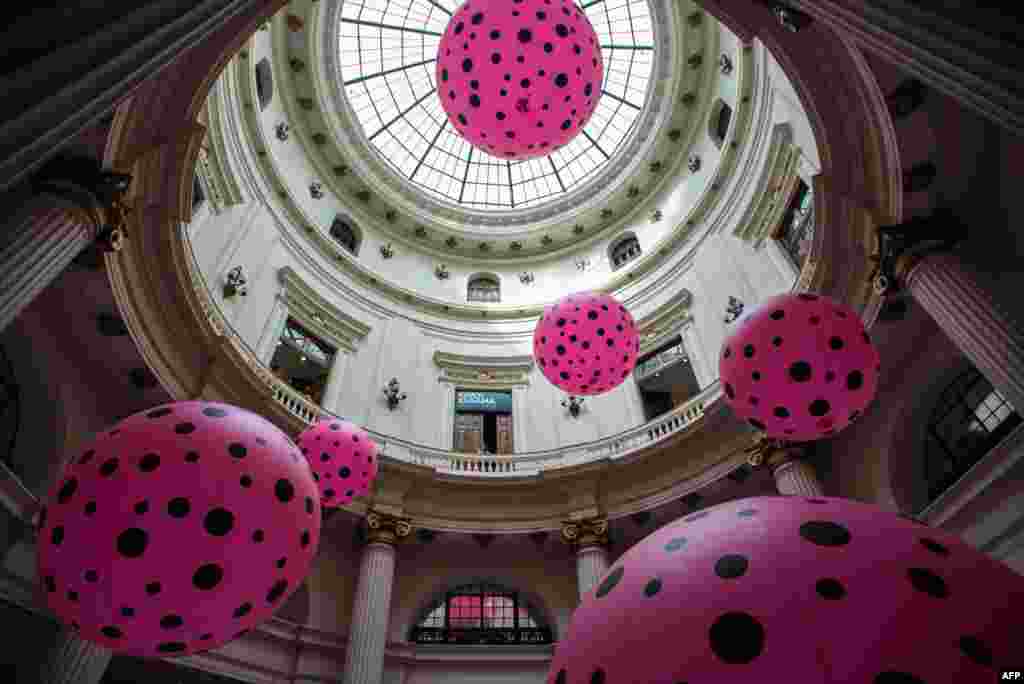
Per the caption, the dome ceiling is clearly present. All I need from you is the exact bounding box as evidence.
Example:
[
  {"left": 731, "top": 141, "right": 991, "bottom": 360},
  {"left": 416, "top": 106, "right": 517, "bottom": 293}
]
[{"left": 337, "top": 0, "right": 653, "bottom": 210}]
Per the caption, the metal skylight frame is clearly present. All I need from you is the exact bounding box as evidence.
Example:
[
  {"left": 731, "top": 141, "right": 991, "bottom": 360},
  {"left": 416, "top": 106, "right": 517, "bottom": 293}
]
[{"left": 338, "top": 0, "right": 654, "bottom": 209}]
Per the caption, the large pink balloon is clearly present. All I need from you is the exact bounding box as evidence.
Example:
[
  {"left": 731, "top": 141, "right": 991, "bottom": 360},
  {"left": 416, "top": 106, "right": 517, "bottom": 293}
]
[
  {"left": 550, "top": 496, "right": 1024, "bottom": 683},
  {"left": 533, "top": 292, "right": 639, "bottom": 396},
  {"left": 36, "top": 401, "right": 321, "bottom": 657},
  {"left": 719, "top": 293, "right": 880, "bottom": 441},
  {"left": 436, "top": 0, "right": 604, "bottom": 159},
  {"left": 296, "top": 417, "right": 378, "bottom": 507}
]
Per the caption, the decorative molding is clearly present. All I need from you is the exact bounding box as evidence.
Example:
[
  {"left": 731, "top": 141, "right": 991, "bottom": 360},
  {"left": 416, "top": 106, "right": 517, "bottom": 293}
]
[
  {"left": 733, "top": 123, "right": 801, "bottom": 244},
  {"left": 365, "top": 510, "right": 413, "bottom": 546},
  {"left": 560, "top": 517, "right": 609, "bottom": 550},
  {"left": 433, "top": 352, "right": 534, "bottom": 388},
  {"left": 637, "top": 289, "right": 693, "bottom": 353},
  {"left": 277, "top": 266, "right": 371, "bottom": 353}
]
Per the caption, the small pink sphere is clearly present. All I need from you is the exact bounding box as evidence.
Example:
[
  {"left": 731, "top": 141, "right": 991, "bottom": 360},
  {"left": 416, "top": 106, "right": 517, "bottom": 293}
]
[
  {"left": 550, "top": 496, "right": 1024, "bottom": 683},
  {"left": 436, "top": 0, "right": 604, "bottom": 159},
  {"left": 533, "top": 292, "right": 639, "bottom": 396},
  {"left": 719, "top": 293, "right": 880, "bottom": 441},
  {"left": 36, "top": 402, "right": 321, "bottom": 657},
  {"left": 296, "top": 418, "right": 379, "bottom": 507}
]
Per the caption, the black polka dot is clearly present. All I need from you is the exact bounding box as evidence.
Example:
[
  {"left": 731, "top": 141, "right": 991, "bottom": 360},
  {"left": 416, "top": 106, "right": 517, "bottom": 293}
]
[
  {"left": 185, "top": 451, "right": 200, "bottom": 463},
  {"left": 84, "top": 501, "right": 96, "bottom": 516},
  {"left": 715, "top": 554, "right": 748, "bottom": 579},
  {"left": 146, "top": 581, "right": 162, "bottom": 596},
  {"left": 193, "top": 563, "right": 224, "bottom": 590},
  {"left": 324, "top": 488, "right": 335, "bottom": 498},
  {"left": 770, "top": 309, "right": 785, "bottom": 320},
  {"left": 240, "top": 475, "right": 253, "bottom": 488},
  {"left": 816, "top": 578, "right": 846, "bottom": 600},
  {"left": 773, "top": 406, "right": 790, "bottom": 418},
  {"left": 233, "top": 602, "right": 253, "bottom": 619},
  {"left": 204, "top": 508, "right": 234, "bottom": 536},
  {"left": 907, "top": 567, "right": 948, "bottom": 598},
  {"left": 174, "top": 422, "right": 195, "bottom": 435},
  {"left": 874, "top": 673, "right": 925, "bottom": 684},
  {"left": 160, "top": 614, "right": 184, "bottom": 629},
  {"left": 157, "top": 642, "right": 187, "bottom": 654},
  {"left": 167, "top": 497, "right": 190, "bottom": 518},
  {"left": 809, "top": 399, "right": 831, "bottom": 416},
  {"left": 920, "top": 538, "right": 950, "bottom": 556},
  {"left": 84, "top": 569, "right": 98, "bottom": 582},
  {"left": 266, "top": 579, "right": 289, "bottom": 604},
  {"left": 665, "top": 537, "right": 687, "bottom": 552},
  {"left": 276, "top": 557, "right": 288, "bottom": 569},
  {"left": 748, "top": 418, "right": 766, "bottom": 430},
  {"left": 743, "top": 344, "right": 756, "bottom": 358},
  {"left": 471, "top": 12, "right": 483, "bottom": 24},
  {"left": 101, "top": 626, "right": 123, "bottom": 639},
  {"left": 725, "top": 383, "right": 735, "bottom": 399},
  {"left": 772, "top": 336, "right": 783, "bottom": 347},
  {"left": 958, "top": 635, "right": 993, "bottom": 668},
  {"left": 518, "top": 28, "right": 532, "bottom": 42},
  {"left": 275, "top": 479, "right": 295, "bottom": 503},
  {"left": 752, "top": 371, "right": 761, "bottom": 381},
  {"left": 134, "top": 500, "right": 149, "bottom": 515},
  {"left": 339, "top": 466, "right": 351, "bottom": 479},
  {"left": 490, "top": 53, "right": 501, "bottom": 64},
  {"left": 228, "top": 443, "right": 247, "bottom": 459},
  {"left": 596, "top": 566, "right": 623, "bottom": 598},
  {"left": 147, "top": 408, "right": 173, "bottom": 418},
  {"left": 138, "top": 453, "right": 160, "bottom": 472},
  {"left": 496, "top": 111, "right": 506, "bottom": 121},
  {"left": 590, "top": 669, "right": 605, "bottom": 684},
  {"left": 121, "top": 606, "right": 134, "bottom": 617},
  {"left": 78, "top": 450, "right": 95, "bottom": 465},
  {"left": 643, "top": 578, "right": 662, "bottom": 597},
  {"left": 561, "top": 118, "right": 571, "bottom": 130},
  {"left": 709, "top": 612, "right": 764, "bottom": 664},
  {"left": 825, "top": 371, "right": 836, "bottom": 383},
  {"left": 829, "top": 336, "right": 844, "bottom": 350},
  {"left": 789, "top": 361, "right": 813, "bottom": 382},
  {"left": 117, "top": 528, "right": 148, "bottom": 557},
  {"left": 555, "top": 670, "right": 566, "bottom": 684},
  {"left": 202, "top": 407, "right": 228, "bottom": 418},
  {"left": 301, "top": 530, "right": 311, "bottom": 548},
  {"left": 544, "top": 42, "right": 554, "bottom": 53},
  {"left": 99, "top": 458, "right": 119, "bottom": 476},
  {"left": 253, "top": 529, "right": 265, "bottom": 543},
  {"left": 847, "top": 370, "right": 864, "bottom": 391},
  {"left": 67, "top": 590, "right": 78, "bottom": 602},
  {"left": 800, "top": 521, "right": 851, "bottom": 546}
]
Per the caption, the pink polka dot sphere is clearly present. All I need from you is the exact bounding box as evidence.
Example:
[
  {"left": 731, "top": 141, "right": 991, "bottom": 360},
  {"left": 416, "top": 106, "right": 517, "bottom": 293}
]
[
  {"left": 550, "top": 496, "right": 1024, "bottom": 684},
  {"left": 719, "top": 293, "right": 880, "bottom": 441},
  {"left": 296, "top": 417, "right": 379, "bottom": 507},
  {"left": 36, "top": 401, "right": 322, "bottom": 657},
  {"left": 436, "top": 0, "right": 604, "bottom": 159},
  {"left": 533, "top": 292, "right": 639, "bottom": 396}
]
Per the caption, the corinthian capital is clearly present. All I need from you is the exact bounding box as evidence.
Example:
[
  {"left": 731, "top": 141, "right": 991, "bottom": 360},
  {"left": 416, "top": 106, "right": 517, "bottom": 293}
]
[
  {"left": 561, "top": 517, "right": 609, "bottom": 550},
  {"left": 365, "top": 510, "right": 412, "bottom": 546}
]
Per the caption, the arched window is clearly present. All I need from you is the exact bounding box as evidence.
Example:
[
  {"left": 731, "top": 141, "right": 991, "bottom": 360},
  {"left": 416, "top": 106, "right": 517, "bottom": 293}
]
[
  {"left": 329, "top": 216, "right": 360, "bottom": 256},
  {"left": 410, "top": 581, "right": 553, "bottom": 645},
  {"left": 467, "top": 274, "right": 500, "bottom": 303},
  {"left": 609, "top": 233, "right": 641, "bottom": 270},
  {"left": 924, "top": 366, "right": 1021, "bottom": 504},
  {"left": 255, "top": 58, "right": 274, "bottom": 110},
  {"left": 709, "top": 99, "right": 733, "bottom": 147}
]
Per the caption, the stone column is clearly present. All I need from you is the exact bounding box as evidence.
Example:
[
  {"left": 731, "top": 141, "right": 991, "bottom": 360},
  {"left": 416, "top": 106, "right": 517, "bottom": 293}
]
[
  {"left": 747, "top": 438, "right": 825, "bottom": 497},
  {"left": 561, "top": 517, "right": 610, "bottom": 600},
  {"left": 256, "top": 295, "right": 289, "bottom": 364},
  {"left": 341, "top": 511, "right": 411, "bottom": 684},
  {"left": 39, "top": 629, "right": 111, "bottom": 684},
  {"left": 0, "top": 160, "right": 130, "bottom": 333},
  {"left": 897, "top": 251, "right": 1024, "bottom": 414},
  {"left": 322, "top": 352, "right": 350, "bottom": 413}
]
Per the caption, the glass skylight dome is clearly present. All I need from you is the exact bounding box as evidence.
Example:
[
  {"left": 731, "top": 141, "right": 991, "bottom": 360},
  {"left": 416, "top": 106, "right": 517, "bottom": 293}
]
[{"left": 338, "top": 0, "right": 654, "bottom": 210}]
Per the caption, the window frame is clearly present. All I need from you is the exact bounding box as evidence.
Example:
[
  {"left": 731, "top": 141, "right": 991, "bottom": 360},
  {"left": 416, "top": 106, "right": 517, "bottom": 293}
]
[
  {"left": 467, "top": 274, "right": 501, "bottom": 303},
  {"left": 608, "top": 232, "right": 642, "bottom": 271},
  {"left": 329, "top": 216, "right": 361, "bottom": 256},
  {"left": 409, "top": 582, "right": 552, "bottom": 645}
]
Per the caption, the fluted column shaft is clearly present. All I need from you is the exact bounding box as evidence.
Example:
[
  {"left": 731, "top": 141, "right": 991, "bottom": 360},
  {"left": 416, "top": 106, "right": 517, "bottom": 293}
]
[
  {"left": 0, "top": 191, "right": 101, "bottom": 332},
  {"left": 903, "top": 251, "right": 1024, "bottom": 412},
  {"left": 576, "top": 545, "right": 610, "bottom": 600},
  {"left": 39, "top": 629, "right": 111, "bottom": 684},
  {"left": 342, "top": 542, "right": 396, "bottom": 684},
  {"left": 772, "top": 459, "right": 826, "bottom": 496}
]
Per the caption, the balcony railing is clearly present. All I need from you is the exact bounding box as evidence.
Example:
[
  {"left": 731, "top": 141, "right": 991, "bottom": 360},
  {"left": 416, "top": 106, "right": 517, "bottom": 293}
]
[
  {"left": 410, "top": 627, "right": 553, "bottom": 645},
  {"left": 180, "top": 226, "right": 723, "bottom": 478}
]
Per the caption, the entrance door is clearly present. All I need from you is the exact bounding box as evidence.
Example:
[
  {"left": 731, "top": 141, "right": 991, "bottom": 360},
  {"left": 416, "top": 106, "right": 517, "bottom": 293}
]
[
  {"left": 495, "top": 413, "right": 514, "bottom": 454},
  {"left": 454, "top": 413, "right": 483, "bottom": 453}
]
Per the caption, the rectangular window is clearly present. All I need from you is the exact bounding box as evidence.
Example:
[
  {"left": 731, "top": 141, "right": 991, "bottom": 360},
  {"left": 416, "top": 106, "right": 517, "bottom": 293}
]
[
  {"left": 454, "top": 390, "right": 513, "bottom": 454},
  {"left": 270, "top": 318, "right": 336, "bottom": 405}
]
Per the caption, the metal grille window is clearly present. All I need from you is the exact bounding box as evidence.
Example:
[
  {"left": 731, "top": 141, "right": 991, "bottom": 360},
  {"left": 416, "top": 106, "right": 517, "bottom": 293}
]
[
  {"left": 609, "top": 234, "right": 641, "bottom": 270},
  {"left": 775, "top": 180, "right": 813, "bottom": 269},
  {"left": 337, "top": 0, "right": 655, "bottom": 209},
  {"left": 330, "top": 217, "right": 361, "bottom": 255},
  {"left": 467, "top": 275, "right": 500, "bottom": 303},
  {"left": 410, "top": 582, "right": 552, "bottom": 645},
  {"left": 924, "top": 366, "right": 1021, "bottom": 505}
]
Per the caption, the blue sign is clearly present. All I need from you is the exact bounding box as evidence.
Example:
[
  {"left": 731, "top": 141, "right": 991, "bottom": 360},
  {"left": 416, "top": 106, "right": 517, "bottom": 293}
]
[{"left": 455, "top": 391, "right": 513, "bottom": 413}]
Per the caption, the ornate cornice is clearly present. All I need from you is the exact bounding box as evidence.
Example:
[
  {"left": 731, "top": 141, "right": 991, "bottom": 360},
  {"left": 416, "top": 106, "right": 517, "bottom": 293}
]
[
  {"left": 365, "top": 510, "right": 413, "bottom": 546},
  {"left": 560, "top": 517, "right": 609, "bottom": 550},
  {"left": 732, "top": 123, "right": 802, "bottom": 244},
  {"left": 277, "top": 265, "right": 371, "bottom": 352},
  {"left": 433, "top": 352, "right": 535, "bottom": 388},
  {"left": 637, "top": 289, "right": 693, "bottom": 353}
]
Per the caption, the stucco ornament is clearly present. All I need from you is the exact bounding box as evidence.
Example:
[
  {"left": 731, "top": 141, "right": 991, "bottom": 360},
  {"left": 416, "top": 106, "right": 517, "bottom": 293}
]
[
  {"left": 719, "top": 293, "right": 880, "bottom": 441},
  {"left": 36, "top": 402, "right": 321, "bottom": 657},
  {"left": 534, "top": 291, "right": 639, "bottom": 396},
  {"left": 549, "top": 496, "right": 1024, "bottom": 683},
  {"left": 296, "top": 417, "right": 379, "bottom": 507},
  {"left": 436, "top": 0, "right": 603, "bottom": 159}
]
